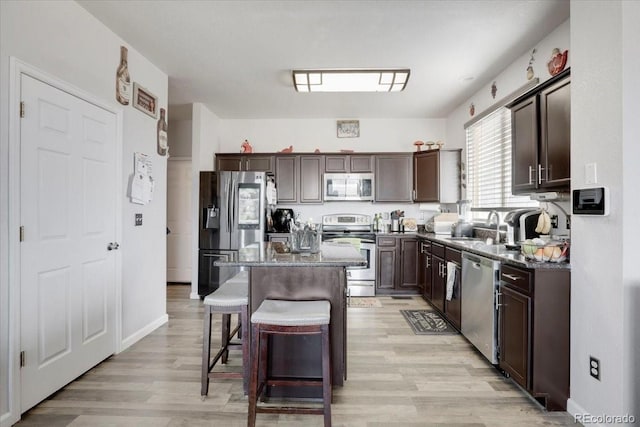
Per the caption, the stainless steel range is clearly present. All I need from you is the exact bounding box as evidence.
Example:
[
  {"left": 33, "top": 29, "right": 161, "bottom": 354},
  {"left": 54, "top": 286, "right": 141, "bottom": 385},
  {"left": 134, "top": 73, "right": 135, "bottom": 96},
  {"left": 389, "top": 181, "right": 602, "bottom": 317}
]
[{"left": 322, "top": 214, "right": 376, "bottom": 298}]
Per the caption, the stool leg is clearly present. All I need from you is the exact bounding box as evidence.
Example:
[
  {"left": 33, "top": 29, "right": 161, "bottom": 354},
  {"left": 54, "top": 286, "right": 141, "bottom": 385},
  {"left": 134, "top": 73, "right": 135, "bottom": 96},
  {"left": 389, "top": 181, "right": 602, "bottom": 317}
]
[
  {"left": 241, "top": 306, "right": 249, "bottom": 394},
  {"left": 221, "top": 313, "right": 231, "bottom": 364},
  {"left": 237, "top": 313, "right": 243, "bottom": 340},
  {"left": 247, "top": 324, "right": 260, "bottom": 427},
  {"left": 258, "top": 329, "right": 269, "bottom": 402},
  {"left": 201, "top": 306, "right": 212, "bottom": 398},
  {"left": 321, "top": 324, "right": 332, "bottom": 427}
]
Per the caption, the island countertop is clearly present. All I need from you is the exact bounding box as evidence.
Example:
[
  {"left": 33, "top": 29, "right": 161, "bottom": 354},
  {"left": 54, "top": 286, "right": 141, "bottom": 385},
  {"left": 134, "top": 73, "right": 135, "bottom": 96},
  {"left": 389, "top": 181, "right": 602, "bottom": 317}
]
[{"left": 213, "top": 242, "right": 366, "bottom": 267}]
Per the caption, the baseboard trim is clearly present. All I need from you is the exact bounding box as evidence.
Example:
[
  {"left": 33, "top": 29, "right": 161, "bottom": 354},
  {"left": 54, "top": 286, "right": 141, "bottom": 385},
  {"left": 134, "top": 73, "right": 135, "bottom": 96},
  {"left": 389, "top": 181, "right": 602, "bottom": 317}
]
[
  {"left": 567, "top": 399, "right": 604, "bottom": 427},
  {"left": 190, "top": 292, "right": 200, "bottom": 300},
  {"left": 119, "top": 313, "right": 169, "bottom": 352}
]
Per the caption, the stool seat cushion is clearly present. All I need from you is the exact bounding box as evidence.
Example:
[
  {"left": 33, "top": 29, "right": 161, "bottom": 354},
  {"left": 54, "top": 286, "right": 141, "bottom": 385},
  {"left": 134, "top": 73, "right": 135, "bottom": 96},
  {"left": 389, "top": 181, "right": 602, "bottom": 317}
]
[
  {"left": 251, "top": 299, "right": 330, "bottom": 326},
  {"left": 226, "top": 270, "right": 249, "bottom": 284},
  {"left": 204, "top": 282, "right": 248, "bottom": 307}
]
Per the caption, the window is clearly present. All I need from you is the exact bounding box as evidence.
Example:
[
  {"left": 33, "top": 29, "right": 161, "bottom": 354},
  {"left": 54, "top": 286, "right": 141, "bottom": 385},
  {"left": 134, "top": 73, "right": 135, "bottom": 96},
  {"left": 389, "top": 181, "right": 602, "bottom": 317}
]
[{"left": 465, "top": 107, "right": 537, "bottom": 210}]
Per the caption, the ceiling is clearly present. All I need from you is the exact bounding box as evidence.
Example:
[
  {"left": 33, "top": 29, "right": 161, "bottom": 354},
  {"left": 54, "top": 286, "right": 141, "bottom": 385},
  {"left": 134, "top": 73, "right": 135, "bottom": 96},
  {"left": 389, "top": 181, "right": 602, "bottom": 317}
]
[{"left": 78, "top": 0, "right": 569, "bottom": 120}]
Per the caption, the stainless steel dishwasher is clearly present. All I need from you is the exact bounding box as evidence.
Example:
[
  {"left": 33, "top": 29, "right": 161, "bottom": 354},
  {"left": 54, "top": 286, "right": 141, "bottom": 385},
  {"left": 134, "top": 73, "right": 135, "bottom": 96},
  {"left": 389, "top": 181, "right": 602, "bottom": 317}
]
[{"left": 461, "top": 252, "right": 501, "bottom": 364}]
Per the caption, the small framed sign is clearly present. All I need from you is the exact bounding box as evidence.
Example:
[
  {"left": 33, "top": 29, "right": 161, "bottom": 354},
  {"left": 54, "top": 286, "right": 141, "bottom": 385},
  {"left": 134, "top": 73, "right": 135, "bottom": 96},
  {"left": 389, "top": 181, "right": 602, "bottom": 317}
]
[
  {"left": 132, "top": 82, "right": 158, "bottom": 118},
  {"left": 337, "top": 120, "right": 360, "bottom": 138}
]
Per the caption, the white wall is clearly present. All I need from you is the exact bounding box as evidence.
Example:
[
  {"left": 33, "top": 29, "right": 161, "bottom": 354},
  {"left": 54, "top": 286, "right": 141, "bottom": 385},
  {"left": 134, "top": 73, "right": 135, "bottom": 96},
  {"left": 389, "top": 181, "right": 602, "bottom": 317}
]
[
  {"left": 621, "top": 1, "right": 640, "bottom": 418},
  {"left": 0, "top": 2, "right": 168, "bottom": 424},
  {"left": 568, "top": 1, "right": 639, "bottom": 424},
  {"left": 189, "top": 103, "right": 221, "bottom": 298},
  {"left": 218, "top": 118, "right": 446, "bottom": 154}
]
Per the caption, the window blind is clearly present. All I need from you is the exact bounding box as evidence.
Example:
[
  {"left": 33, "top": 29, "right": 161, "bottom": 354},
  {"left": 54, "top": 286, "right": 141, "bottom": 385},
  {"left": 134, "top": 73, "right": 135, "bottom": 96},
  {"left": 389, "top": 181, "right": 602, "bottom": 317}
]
[{"left": 466, "top": 107, "right": 537, "bottom": 209}]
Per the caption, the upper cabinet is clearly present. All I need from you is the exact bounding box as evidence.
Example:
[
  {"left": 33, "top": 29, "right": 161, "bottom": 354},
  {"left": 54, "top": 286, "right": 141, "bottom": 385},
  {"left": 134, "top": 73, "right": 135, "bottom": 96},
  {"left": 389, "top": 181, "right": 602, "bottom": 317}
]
[
  {"left": 413, "top": 149, "right": 461, "bottom": 203},
  {"left": 274, "top": 155, "right": 324, "bottom": 204},
  {"left": 510, "top": 69, "right": 570, "bottom": 194},
  {"left": 375, "top": 154, "right": 413, "bottom": 202},
  {"left": 216, "top": 154, "right": 274, "bottom": 173},
  {"left": 324, "top": 155, "right": 373, "bottom": 173}
]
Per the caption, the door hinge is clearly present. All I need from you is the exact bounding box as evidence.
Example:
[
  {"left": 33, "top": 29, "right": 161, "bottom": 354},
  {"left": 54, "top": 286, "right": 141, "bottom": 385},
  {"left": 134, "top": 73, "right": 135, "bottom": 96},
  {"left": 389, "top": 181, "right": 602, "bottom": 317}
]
[
  {"left": 19, "top": 226, "right": 24, "bottom": 242},
  {"left": 20, "top": 101, "right": 25, "bottom": 118},
  {"left": 20, "top": 351, "right": 25, "bottom": 367}
]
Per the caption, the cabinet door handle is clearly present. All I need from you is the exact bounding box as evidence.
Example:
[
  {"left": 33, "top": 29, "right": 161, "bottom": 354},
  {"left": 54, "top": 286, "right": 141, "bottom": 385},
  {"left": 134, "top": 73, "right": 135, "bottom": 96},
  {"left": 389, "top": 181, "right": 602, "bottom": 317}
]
[
  {"left": 426, "top": 257, "right": 430, "bottom": 269},
  {"left": 538, "top": 164, "right": 544, "bottom": 184},
  {"left": 502, "top": 273, "right": 521, "bottom": 281},
  {"left": 528, "top": 165, "right": 534, "bottom": 185}
]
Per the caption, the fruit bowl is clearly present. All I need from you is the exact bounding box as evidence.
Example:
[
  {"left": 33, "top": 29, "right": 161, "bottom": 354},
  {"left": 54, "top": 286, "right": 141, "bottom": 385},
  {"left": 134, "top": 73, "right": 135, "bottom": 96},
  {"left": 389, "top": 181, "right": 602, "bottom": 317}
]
[{"left": 520, "top": 238, "right": 569, "bottom": 263}]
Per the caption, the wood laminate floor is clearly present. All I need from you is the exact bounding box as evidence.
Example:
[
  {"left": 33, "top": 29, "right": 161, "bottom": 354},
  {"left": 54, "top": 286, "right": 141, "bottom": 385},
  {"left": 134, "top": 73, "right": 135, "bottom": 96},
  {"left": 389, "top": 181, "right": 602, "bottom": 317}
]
[{"left": 17, "top": 285, "right": 578, "bottom": 426}]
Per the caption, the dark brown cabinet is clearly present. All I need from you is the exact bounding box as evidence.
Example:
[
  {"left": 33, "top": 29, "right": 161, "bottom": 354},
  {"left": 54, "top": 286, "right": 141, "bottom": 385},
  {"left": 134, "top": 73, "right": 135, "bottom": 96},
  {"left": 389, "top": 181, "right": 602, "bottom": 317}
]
[
  {"left": 413, "top": 150, "right": 461, "bottom": 203},
  {"left": 376, "top": 235, "right": 418, "bottom": 295},
  {"left": 299, "top": 155, "right": 324, "bottom": 203},
  {"left": 274, "top": 156, "right": 298, "bottom": 203},
  {"left": 374, "top": 154, "right": 413, "bottom": 202},
  {"left": 426, "top": 242, "right": 461, "bottom": 330},
  {"left": 274, "top": 155, "right": 323, "bottom": 204},
  {"left": 216, "top": 154, "right": 274, "bottom": 173},
  {"left": 444, "top": 247, "right": 462, "bottom": 330},
  {"left": 324, "top": 155, "right": 372, "bottom": 173},
  {"left": 430, "top": 243, "right": 446, "bottom": 312},
  {"left": 498, "top": 263, "right": 570, "bottom": 411},
  {"left": 499, "top": 284, "right": 531, "bottom": 388},
  {"left": 510, "top": 70, "right": 570, "bottom": 194},
  {"left": 418, "top": 240, "right": 432, "bottom": 301},
  {"left": 399, "top": 238, "right": 418, "bottom": 291},
  {"left": 376, "top": 236, "right": 397, "bottom": 292}
]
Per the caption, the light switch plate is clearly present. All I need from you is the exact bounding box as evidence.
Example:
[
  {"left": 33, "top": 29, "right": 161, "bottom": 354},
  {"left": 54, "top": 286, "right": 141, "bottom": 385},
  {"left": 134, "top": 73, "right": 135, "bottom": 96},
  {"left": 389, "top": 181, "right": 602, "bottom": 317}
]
[
  {"left": 135, "top": 213, "right": 143, "bottom": 226},
  {"left": 585, "top": 163, "right": 597, "bottom": 184}
]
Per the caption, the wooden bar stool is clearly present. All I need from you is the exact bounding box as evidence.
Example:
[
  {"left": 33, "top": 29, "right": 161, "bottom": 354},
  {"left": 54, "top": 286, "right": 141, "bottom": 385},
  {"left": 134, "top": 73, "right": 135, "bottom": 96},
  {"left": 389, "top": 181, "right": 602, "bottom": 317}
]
[
  {"left": 200, "top": 275, "right": 249, "bottom": 398},
  {"left": 247, "top": 299, "right": 332, "bottom": 427}
]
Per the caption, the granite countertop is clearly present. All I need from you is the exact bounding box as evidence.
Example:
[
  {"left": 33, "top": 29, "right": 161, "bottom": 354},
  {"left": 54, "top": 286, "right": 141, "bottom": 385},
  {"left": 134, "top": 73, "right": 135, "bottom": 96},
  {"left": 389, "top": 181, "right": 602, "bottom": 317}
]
[
  {"left": 213, "top": 242, "right": 366, "bottom": 267},
  {"left": 377, "top": 231, "right": 571, "bottom": 270}
]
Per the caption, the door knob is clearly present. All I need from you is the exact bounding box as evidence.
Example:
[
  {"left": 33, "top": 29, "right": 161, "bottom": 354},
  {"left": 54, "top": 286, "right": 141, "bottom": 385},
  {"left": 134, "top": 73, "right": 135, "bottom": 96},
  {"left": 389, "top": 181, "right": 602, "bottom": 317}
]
[{"left": 107, "top": 242, "right": 120, "bottom": 251}]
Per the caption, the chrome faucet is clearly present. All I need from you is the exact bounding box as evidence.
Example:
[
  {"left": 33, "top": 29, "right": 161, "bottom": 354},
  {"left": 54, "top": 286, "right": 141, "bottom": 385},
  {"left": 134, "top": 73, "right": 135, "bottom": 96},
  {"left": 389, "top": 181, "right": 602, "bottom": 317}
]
[{"left": 486, "top": 210, "right": 500, "bottom": 243}]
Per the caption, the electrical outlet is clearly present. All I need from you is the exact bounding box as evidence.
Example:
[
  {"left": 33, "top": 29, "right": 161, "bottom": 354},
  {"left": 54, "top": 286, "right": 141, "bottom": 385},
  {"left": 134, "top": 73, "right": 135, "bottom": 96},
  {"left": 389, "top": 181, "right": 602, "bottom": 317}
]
[
  {"left": 135, "top": 213, "right": 143, "bottom": 226},
  {"left": 550, "top": 215, "right": 558, "bottom": 228},
  {"left": 590, "top": 356, "right": 600, "bottom": 380},
  {"left": 566, "top": 217, "right": 571, "bottom": 229}
]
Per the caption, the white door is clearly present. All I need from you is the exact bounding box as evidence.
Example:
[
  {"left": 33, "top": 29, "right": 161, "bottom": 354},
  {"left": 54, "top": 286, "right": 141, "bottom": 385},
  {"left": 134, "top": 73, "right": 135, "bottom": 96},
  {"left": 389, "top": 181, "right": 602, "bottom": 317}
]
[
  {"left": 20, "top": 74, "right": 117, "bottom": 411},
  {"left": 166, "top": 159, "right": 192, "bottom": 282}
]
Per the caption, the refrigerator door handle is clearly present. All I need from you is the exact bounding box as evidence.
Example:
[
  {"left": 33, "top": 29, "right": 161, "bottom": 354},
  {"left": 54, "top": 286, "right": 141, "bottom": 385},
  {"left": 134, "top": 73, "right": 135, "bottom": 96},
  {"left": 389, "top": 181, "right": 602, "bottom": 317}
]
[{"left": 227, "top": 175, "right": 233, "bottom": 233}]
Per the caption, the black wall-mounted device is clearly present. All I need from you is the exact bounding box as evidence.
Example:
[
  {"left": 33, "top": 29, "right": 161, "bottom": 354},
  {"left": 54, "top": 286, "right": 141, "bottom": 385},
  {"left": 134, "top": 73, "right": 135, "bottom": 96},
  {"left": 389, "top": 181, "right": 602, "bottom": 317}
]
[{"left": 573, "top": 187, "right": 609, "bottom": 215}]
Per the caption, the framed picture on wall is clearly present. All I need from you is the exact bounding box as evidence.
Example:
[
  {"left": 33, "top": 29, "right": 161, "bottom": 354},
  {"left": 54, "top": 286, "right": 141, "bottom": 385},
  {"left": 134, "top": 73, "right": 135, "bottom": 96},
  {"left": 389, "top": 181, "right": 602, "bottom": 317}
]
[
  {"left": 132, "top": 82, "right": 158, "bottom": 118},
  {"left": 337, "top": 120, "right": 360, "bottom": 138}
]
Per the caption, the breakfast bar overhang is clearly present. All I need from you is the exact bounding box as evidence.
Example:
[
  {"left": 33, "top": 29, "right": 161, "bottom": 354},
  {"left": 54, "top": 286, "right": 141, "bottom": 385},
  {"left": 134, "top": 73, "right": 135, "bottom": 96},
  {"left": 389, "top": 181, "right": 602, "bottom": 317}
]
[{"left": 214, "top": 242, "right": 366, "bottom": 397}]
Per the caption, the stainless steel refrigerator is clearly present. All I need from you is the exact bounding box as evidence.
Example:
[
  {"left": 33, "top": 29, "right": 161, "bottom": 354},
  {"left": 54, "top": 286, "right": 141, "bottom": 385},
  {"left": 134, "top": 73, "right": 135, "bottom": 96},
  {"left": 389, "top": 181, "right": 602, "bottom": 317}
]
[{"left": 198, "top": 171, "right": 266, "bottom": 297}]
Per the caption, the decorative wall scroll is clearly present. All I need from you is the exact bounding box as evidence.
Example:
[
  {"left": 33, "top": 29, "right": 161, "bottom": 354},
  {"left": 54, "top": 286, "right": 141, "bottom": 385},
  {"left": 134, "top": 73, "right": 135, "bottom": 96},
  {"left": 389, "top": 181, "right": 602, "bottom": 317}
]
[{"left": 337, "top": 120, "right": 360, "bottom": 138}]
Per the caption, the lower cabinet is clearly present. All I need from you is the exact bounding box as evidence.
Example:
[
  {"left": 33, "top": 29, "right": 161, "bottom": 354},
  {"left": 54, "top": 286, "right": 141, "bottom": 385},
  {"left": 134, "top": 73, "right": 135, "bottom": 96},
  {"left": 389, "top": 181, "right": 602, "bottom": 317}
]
[
  {"left": 444, "top": 247, "right": 462, "bottom": 330},
  {"left": 418, "top": 240, "right": 432, "bottom": 301},
  {"left": 376, "top": 235, "right": 418, "bottom": 295},
  {"left": 498, "top": 263, "right": 570, "bottom": 411},
  {"left": 424, "top": 241, "right": 461, "bottom": 330},
  {"left": 430, "top": 243, "right": 446, "bottom": 312}
]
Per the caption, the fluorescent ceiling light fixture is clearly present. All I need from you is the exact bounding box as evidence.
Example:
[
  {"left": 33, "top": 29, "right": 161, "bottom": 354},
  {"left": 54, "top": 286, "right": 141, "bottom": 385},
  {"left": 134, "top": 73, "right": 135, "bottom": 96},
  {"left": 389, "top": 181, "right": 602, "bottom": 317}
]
[{"left": 292, "top": 68, "right": 410, "bottom": 92}]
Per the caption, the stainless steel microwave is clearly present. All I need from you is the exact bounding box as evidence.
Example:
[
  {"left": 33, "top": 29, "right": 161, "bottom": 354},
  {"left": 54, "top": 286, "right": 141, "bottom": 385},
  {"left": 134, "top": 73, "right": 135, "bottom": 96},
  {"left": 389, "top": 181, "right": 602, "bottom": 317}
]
[{"left": 323, "top": 173, "right": 374, "bottom": 201}]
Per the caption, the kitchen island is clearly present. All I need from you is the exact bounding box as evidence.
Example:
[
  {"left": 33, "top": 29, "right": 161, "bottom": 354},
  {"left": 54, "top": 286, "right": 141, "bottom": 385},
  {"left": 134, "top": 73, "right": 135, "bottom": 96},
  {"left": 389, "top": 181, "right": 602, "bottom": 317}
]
[{"left": 215, "top": 242, "right": 365, "bottom": 396}]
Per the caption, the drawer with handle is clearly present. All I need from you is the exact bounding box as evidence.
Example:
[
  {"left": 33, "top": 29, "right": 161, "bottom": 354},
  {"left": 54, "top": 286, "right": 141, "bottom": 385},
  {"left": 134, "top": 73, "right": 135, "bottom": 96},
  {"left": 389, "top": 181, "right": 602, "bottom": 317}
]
[{"left": 500, "top": 264, "right": 532, "bottom": 294}]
